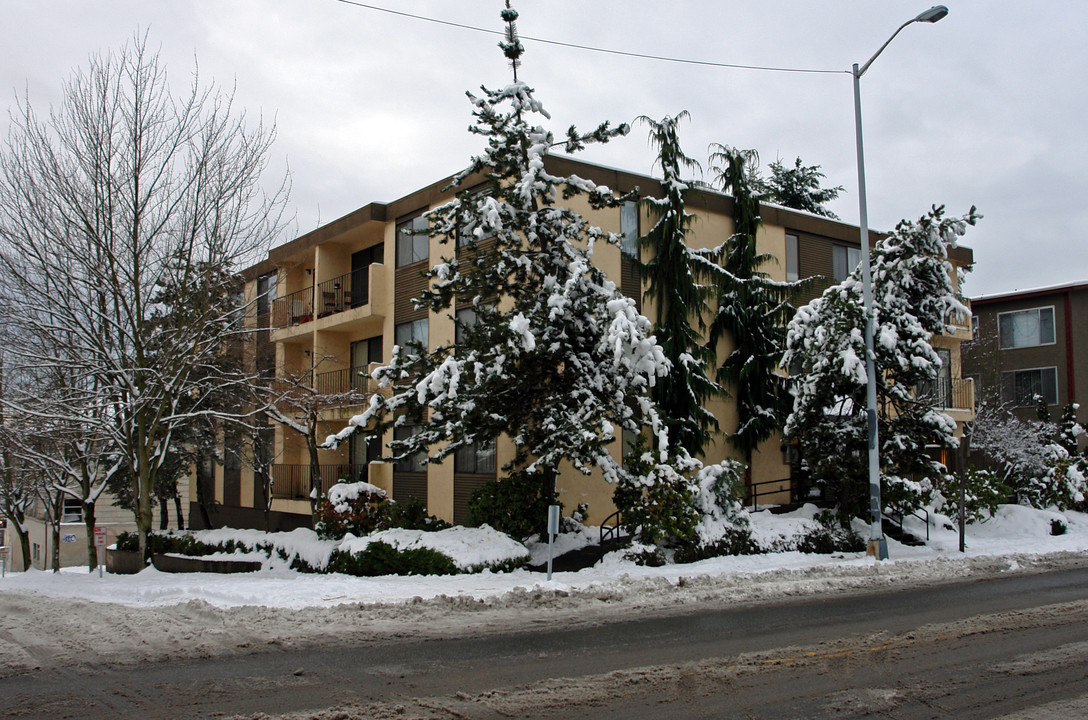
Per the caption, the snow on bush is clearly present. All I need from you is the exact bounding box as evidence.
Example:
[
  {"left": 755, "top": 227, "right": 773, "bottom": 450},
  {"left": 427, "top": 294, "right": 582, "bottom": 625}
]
[{"left": 339, "top": 525, "right": 529, "bottom": 573}]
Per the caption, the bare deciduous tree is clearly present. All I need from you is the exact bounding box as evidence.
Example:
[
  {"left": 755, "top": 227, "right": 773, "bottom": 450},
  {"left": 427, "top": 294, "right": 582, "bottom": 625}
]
[{"left": 0, "top": 33, "right": 289, "bottom": 560}]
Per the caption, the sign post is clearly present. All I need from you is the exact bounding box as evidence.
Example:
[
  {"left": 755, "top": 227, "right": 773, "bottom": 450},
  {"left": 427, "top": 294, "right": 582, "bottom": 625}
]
[
  {"left": 0, "top": 546, "right": 7, "bottom": 578},
  {"left": 93, "top": 527, "right": 108, "bottom": 578},
  {"left": 546, "top": 504, "right": 560, "bottom": 581}
]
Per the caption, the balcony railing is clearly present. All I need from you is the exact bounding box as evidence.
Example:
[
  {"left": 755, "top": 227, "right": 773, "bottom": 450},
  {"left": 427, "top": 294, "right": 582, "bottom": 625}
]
[
  {"left": 916, "top": 377, "right": 974, "bottom": 411},
  {"left": 272, "top": 287, "right": 314, "bottom": 329},
  {"left": 313, "top": 366, "right": 372, "bottom": 397},
  {"left": 316, "top": 271, "right": 368, "bottom": 318},
  {"left": 270, "top": 463, "right": 371, "bottom": 500}
]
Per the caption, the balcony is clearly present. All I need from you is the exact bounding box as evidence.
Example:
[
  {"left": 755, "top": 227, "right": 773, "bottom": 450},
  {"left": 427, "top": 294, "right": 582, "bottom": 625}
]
[
  {"left": 916, "top": 377, "right": 974, "bottom": 412},
  {"left": 270, "top": 463, "right": 371, "bottom": 500},
  {"left": 270, "top": 265, "right": 387, "bottom": 337},
  {"left": 313, "top": 366, "right": 372, "bottom": 397}
]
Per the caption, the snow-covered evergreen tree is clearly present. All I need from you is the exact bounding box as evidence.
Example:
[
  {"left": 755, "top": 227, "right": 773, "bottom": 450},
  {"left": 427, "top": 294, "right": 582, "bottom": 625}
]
[
  {"left": 326, "top": 5, "right": 668, "bottom": 503},
  {"left": 708, "top": 144, "right": 804, "bottom": 478},
  {"left": 784, "top": 206, "right": 979, "bottom": 515},
  {"left": 635, "top": 113, "right": 721, "bottom": 457},
  {"left": 762, "top": 157, "right": 843, "bottom": 219}
]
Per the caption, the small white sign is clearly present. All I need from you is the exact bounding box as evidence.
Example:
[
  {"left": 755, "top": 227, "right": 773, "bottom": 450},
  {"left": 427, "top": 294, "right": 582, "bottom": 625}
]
[
  {"left": 62, "top": 533, "right": 77, "bottom": 544},
  {"left": 93, "top": 527, "right": 108, "bottom": 548}
]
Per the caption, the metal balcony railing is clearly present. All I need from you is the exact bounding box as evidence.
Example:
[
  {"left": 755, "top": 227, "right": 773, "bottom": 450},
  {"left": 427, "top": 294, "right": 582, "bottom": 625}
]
[
  {"left": 272, "top": 286, "right": 314, "bottom": 329},
  {"left": 313, "top": 366, "right": 372, "bottom": 397},
  {"left": 270, "top": 463, "right": 371, "bottom": 500},
  {"left": 916, "top": 377, "right": 974, "bottom": 411},
  {"left": 316, "top": 271, "right": 368, "bottom": 318}
]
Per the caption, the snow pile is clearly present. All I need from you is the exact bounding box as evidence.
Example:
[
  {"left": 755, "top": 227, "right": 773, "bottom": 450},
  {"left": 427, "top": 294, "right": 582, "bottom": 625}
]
[
  {"left": 339, "top": 525, "right": 529, "bottom": 571},
  {"left": 3, "top": 504, "right": 1087, "bottom": 610}
]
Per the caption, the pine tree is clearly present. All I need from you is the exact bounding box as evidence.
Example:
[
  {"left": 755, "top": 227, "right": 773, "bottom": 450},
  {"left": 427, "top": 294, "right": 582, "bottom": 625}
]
[
  {"left": 707, "top": 144, "right": 803, "bottom": 480},
  {"left": 326, "top": 5, "right": 669, "bottom": 506},
  {"left": 762, "top": 157, "right": 844, "bottom": 218},
  {"left": 635, "top": 113, "right": 720, "bottom": 457},
  {"left": 785, "top": 206, "right": 980, "bottom": 515}
]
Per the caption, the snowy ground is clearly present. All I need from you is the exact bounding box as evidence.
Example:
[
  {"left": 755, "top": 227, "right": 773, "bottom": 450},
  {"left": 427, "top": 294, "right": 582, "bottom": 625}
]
[{"left": 1, "top": 504, "right": 1086, "bottom": 677}]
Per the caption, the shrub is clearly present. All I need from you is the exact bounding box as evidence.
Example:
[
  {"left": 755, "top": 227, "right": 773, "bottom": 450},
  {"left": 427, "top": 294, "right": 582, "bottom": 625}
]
[
  {"left": 673, "top": 524, "right": 763, "bottom": 563},
  {"left": 313, "top": 482, "right": 388, "bottom": 540},
  {"left": 376, "top": 496, "right": 450, "bottom": 532},
  {"left": 468, "top": 470, "right": 556, "bottom": 540},
  {"left": 614, "top": 438, "right": 747, "bottom": 549},
  {"left": 1051, "top": 518, "right": 1068, "bottom": 536},
  {"left": 326, "top": 541, "right": 459, "bottom": 577},
  {"left": 936, "top": 468, "right": 1008, "bottom": 524},
  {"left": 793, "top": 511, "right": 865, "bottom": 554}
]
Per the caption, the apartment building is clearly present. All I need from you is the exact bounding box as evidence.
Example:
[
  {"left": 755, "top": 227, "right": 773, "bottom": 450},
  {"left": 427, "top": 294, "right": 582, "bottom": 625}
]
[
  {"left": 193, "top": 156, "right": 975, "bottom": 531},
  {"left": 963, "top": 281, "right": 1088, "bottom": 440}
]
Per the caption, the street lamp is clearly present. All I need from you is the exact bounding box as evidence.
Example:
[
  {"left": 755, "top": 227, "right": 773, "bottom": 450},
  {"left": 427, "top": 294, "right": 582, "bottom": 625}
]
[{"left": 852, "top": 6, "right": 948, "bottom": 561}]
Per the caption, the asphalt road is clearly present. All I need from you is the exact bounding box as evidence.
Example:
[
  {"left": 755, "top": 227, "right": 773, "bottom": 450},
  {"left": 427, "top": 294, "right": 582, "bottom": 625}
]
[{"left": 5, "top": 565, "right": 1088, "bottom": 719}]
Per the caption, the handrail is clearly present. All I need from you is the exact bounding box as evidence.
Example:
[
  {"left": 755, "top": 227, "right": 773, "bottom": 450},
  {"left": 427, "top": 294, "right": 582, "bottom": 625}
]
[
  {"left": 272, "top": 286, "right": 314, "bottom": 329},
  {"left": 600, "top": 510, "right": 628, "bottom": 545},
  {"left": 313, "top": 366, "right": 372, "bottom": 397},
  {"left": 746, "top": 477, "right": 793, "bottom": 511}
]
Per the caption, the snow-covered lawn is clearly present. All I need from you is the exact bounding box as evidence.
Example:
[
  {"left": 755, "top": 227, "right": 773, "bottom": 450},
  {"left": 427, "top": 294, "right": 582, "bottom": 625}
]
[{"left": 3, "top": 504, "right": 1086, "bottom": 610}]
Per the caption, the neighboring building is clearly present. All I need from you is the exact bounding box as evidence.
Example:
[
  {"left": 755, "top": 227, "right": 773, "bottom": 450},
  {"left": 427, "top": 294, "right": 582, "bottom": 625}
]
[
  {"left": 194, "top": 156, "right": 975, "bottom": 531},
  {"left": 12, "top": 482, "right": 189, "bottom": 572},
  {"left": 963, "top": 280, "right": 1088, "bottom": 445}
]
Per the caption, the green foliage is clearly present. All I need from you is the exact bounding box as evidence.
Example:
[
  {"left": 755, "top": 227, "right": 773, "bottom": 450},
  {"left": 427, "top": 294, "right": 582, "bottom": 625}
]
[
  {"left": 115, "top": 530, "right": 260, "bottom": 557},
  {"left": 785, "top": 206, "right": 979, "bottom": 516},
  {"left": 761, "top": 157, "right": 843, "bottom": 219},
  {"left": 792, "top": 511, "right": 865, "bottom": 554},
  {"left": 614, "top": 437, "right": 747, "bottom": 549},
  {"left": 672, "top": 525, "right": 762, "bottom": 563},
  {"left": 937, "top": 468, "right": 1008, "bottom": 524},
  {"left": 468, "top": 470, "right": 556, "bottom": 540},
  {"left": 636, "top": 113, "right": 721, "bottom": 457},
  {"left": 379, "top": 496, "right": 451, "bottom": 532},
  {"left": 613, "top": 438, "right": 698, "bottom": 545},
  {"left": 708, "top": 144, "right": 804, "bottom": 469},
  {"left": 326, "top": 542, "right": 459, "bottom": 577}
]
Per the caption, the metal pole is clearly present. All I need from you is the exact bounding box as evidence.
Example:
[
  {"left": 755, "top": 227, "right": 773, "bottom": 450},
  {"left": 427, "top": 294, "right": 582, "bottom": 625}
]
[{"left": 853, "top": 63, "right": 889, "bottom": 561}]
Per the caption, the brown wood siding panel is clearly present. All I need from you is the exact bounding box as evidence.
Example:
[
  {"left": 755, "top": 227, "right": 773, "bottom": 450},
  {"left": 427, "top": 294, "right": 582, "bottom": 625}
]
[
  {"left": 393, "top": 473, "right": 428, "bottom": 505},
  {"left": 795, "top": 233, "right": 835, "bottom": 307},
  {"left": 453, "top": 475, "right": 494, "bottom": 525},
  {"left": 395, "top": 263, "right": 430, "bottom": 323},
  {"left": 454, "top": 238, "right": 499, "bottom": 310},
  {"left": 621, "top": 257, "right": 642, "bottom": 314}
]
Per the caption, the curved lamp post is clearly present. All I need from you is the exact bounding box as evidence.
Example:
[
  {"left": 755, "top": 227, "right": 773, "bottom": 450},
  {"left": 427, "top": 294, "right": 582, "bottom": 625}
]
[{"left": 852, "top": 6, "right": 948, "bottom": 560}]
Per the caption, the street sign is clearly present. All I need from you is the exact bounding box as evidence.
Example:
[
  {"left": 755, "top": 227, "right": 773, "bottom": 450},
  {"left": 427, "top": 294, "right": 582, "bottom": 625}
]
[{"left": 93, "top": 527, "right": 108, "bottom": 548}]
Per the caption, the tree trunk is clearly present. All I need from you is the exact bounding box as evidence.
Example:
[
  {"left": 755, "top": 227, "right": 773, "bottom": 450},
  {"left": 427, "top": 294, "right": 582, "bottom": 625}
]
[
  {"left": 307, "top": 438, "right": 322, "bottom": 514},
  {"left": 83, "top": 501, "right": 98, "bottom": 572},
  {"left": 174, "top": 495, "right": 185, "bottom": 530},
  {"left": 159, "top": 495, "right": 169, "bottom": 530}
]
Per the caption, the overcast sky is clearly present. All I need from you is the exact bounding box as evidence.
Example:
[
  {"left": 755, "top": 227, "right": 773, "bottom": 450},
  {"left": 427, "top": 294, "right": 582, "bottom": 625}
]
[{"left": 4, "top": 1, "right": 1085, "bottom": 297}]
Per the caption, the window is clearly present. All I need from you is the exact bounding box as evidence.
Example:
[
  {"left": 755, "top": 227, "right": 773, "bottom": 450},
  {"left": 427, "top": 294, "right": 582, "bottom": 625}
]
[
  {"left": 395, "top": 211, "right": 429, "bottom": 267},
  {"left": 394, "top": 318, "right": 428, "bottom": 356},
  {"left": 998, "top": 307, "right": 1055, "bottom": 349},
  {"left": 971, "top": 315, "right": 979, "bottom": 341},
  {"left": 256, "top": 272, "right": 277, "bottom": 317},
  {"left": 454, "top": 438, "right": 496, "bottom": 474},
  {"left": 455, "top": 307, "right": 478, "bottom": 345},
  {"left": 785, "top": 233, "right": 799, "bottom": 282},
  {"left": 393, "top": 425, "right": 427, "bottom": 473},
  {"left": 62, "top": 497, "right": 83, "bottom": 523},
  {"left": 620, "top": 200, "right": 639, "bottom": 259},
  {"left": 1001, "top": 367, "right": 1058, "bottom": 407},
  {"left": 832, "top": 244, "right": 861, "bottom": 281}
]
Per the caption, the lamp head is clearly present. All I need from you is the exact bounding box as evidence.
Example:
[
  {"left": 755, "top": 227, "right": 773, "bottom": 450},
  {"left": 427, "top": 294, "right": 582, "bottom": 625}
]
[{"left": 914, "top": 6, "right": 949, "bottom": 23}]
